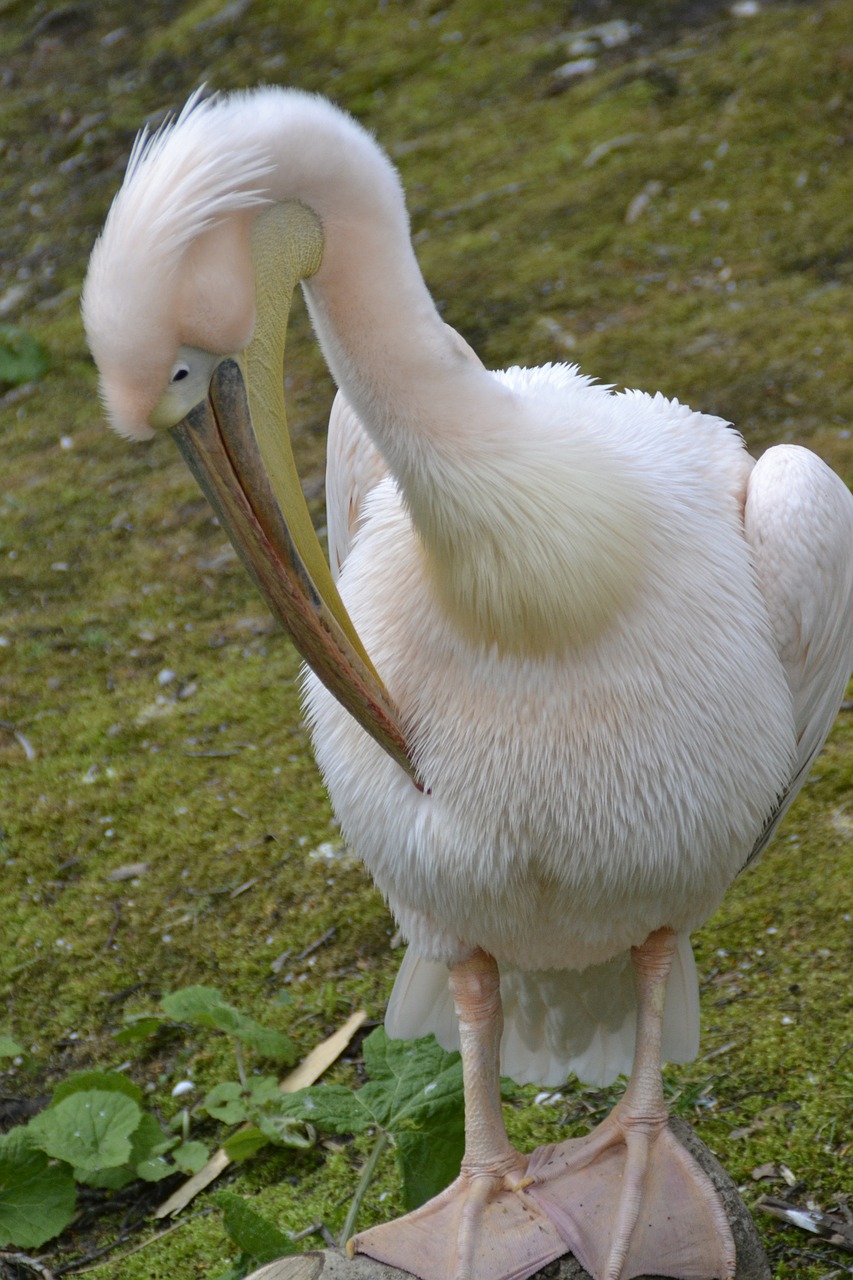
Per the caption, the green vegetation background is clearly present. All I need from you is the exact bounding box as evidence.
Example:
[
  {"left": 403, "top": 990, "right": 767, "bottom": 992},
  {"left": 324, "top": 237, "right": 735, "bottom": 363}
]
[{"left": 0, "top": 0, "right": 850, "bottom": 1276}]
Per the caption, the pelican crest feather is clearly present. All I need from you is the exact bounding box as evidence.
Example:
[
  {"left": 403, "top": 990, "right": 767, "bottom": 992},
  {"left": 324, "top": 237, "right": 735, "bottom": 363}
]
[{"left": 82, "top": 89, "right": 272, "bottom": 439}]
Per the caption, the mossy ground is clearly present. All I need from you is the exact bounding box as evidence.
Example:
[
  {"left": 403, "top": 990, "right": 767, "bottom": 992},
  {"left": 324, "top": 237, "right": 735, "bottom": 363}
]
[{"left": 1, "top": 1, "right": 851, "bottom": 1277}]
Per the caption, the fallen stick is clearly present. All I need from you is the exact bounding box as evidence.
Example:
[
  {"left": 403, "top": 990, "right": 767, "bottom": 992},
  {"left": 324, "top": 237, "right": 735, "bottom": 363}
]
[{"left": 757, "top": 1195, "right": 853, "bottom": 1251}]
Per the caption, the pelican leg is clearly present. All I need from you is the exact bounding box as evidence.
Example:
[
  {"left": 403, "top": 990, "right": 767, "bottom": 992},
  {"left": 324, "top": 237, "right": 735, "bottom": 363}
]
[
  {"left": 526, "top": 929, "right": 736, "bottom": 1280},
  {"left": 350, "top": 949, "right": 566, "bottom": 1280}
]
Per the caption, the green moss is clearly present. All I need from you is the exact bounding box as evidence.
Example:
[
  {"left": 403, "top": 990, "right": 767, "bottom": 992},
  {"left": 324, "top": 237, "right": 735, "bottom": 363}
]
[{"left": 1, "top": 1, "right": 851, "bottom": 1275}]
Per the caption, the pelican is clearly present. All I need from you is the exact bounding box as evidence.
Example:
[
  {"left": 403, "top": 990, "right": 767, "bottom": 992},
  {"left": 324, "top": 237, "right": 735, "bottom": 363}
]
[{"left": 82, "top": 87, "right": 853, "bottom": 1280}]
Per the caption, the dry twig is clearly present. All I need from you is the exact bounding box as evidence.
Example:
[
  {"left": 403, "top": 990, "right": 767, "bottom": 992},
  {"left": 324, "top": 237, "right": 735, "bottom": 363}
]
[
  {"left": 0, "top": 720, "right": 36, "bottom": 761},
  {"left": 758, "top": 1196, "right": 853, "bottom": 1252},
  {"left": 0, "top": 1252, "right": 56, "bottom": 1280}
]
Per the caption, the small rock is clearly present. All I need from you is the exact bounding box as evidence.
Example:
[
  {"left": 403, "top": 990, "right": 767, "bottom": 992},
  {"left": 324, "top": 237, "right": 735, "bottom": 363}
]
[
  {"left": 106, "top": 862, "right": 150, "bottom": 882},
  {"left": 625, "top": 181, "right": 663, "bottom": 225},
  {"left": 554, "top": 57, "right": 597, "bottom": 81}
]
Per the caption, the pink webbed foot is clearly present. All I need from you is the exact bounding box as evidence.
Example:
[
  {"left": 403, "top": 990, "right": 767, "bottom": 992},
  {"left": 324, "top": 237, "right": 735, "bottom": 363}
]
[
  {"left": 352, "top": 932, "right": 737, "bottom": 1280},
  {"left": 350, "top": 1157, "right": 567, "bottom": 1280},
  {"left": 524, "top": 1111, "right": 736, "bottom": 1280},
  {"left": 352, "top": 951, "right": 566, "bottom": 1280},
  {"left": 518, "top": 929, "right": 736, "bottom": 1280}
]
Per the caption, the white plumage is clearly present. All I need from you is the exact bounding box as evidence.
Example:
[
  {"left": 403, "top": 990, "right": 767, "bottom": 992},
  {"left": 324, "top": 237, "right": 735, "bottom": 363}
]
[
  {"left": 314, "top": 361, "right": 849, "bottom": 1086},
  {"left": 83, "top": 86, "right": 853, "bottom": 1280}
]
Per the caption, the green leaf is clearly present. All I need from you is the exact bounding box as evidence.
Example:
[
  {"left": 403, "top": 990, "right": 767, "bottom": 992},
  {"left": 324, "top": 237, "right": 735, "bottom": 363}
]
[
  {"left": 204, "top": 1081, "right": 248, "bottom": 1125},
  {"left": 133, "top": 1123, "right": 180, "bottom": 1181},
  {"left": 393, "top": 1097, "right": 465, "bottom": 1209},
  {"left": 0, "top": 326, "right": 49, "bottom": 390},
  {"left": 0, "top": 1127, "right": 76, "bottom": 1248},
  {"left": 150, "top": 1136, "right": 181, "bottom": 1157},
  {"left": 214, "top": 1190, "right": 295, "bottom": 1262},
  {"left": 246, "top": 1075, "right": 283, "bottom": 1107},
  {"left": 257, "top": 1033, "right": 465, "bottom": 1208},
  {"left": 358, "top": 1028, "right": 463, "bottom": 1124},
  {"left": 50, "top": 1069, "right": 143, "bottom": 1108},
  {"left": 115, "top": 1016, "right": 164, "bottom": 1045},
  {"left": 269, "top": 1083, "right": 372, "bottom": 1134},
  {"left": 130, "top": 1111, "right": 174, "bottom": 1170},
  {"left": 222, "top": 1125, "right": 269, "bottom": 1163},
  {"left": 162, "top": 984, "right": 233, "bottom": 1025},
  {"left": 362, "top": 1027, "right": 461, "bottom": 1102},
  {"left": 172, "top": 1140, "right": 209, "bottom": 1174},
  {"left": 68, "top": 1098, "right": 168, "bottom": 1190},
  {"left": 233, "top": 1021, "right": 294, "bottom": 1061},
  {"left": 358, "top": 1031, "right": 464, "bottom": 1209},
  {"left": 161, "top": 986, "right": 294, "bottom": 1061},
  {"left": 254, "top": 1112, "right": 315, "bottom": 1150},
  {"left": 0, "top": 1036, "right": 23, "bottom": 1058},
  {"left": 268, "top": 1031, "right": 464, "bottom": 1196},
  {"left": 137, "top": 1153, "right": 179, "bottom": 1182},
  {"left": 74, "top": 1162, "right": 135, "bottom": 1191},
  {"left": 29, "top": 1089, "right": 142, "bottom": 1174}
]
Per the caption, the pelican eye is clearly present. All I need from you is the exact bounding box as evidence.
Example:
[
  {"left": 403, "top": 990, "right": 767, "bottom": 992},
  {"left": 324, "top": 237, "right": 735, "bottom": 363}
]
[{"left": 170, "top": 361, "right": 190, "bottom": 383}]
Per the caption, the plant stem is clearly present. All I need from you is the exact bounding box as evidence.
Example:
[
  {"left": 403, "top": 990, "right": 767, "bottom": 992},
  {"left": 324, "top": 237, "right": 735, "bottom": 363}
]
[
  {"left": 233, "top": 1039, "right": 247, "bottom": 1091},
  {"left": 0, "top": 1251, "right": 57, "bottom": 1279},
  {"left": 338, "top": 1129, "right": 390, "bottom": 1248}
]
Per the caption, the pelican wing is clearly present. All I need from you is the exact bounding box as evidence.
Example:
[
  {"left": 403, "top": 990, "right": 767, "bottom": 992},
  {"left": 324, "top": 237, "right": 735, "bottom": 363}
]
[
  {"left": 742, "top": 443, "right": 853, "bottom": 866},
  {"left": 326, "top": 389, "right": 389, "bottom": 581}
]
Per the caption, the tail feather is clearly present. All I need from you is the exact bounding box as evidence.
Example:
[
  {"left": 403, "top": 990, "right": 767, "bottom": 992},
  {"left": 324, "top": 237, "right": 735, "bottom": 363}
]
[{"left": 385, "top": 932, "right": 700, "bottom": 1088}]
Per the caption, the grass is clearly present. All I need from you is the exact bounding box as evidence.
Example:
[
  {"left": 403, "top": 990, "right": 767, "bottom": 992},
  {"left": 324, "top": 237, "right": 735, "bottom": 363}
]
[{"left": 1, "top": 0, "right": 851, "bottom": 1276}]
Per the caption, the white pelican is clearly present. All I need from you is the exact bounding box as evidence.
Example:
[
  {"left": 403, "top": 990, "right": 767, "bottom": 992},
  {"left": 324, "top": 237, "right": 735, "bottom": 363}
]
[{"left": 82, "top": 87, "right": 853, "bottom": 1280}]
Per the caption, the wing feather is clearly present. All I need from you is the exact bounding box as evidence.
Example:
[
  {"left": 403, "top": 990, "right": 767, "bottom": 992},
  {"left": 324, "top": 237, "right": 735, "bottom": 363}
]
[
  {"left": 325, "top": 390, "right": 388, "bottom": 581},
  {"left": 742, "top": 444, "right": 853, "bottom": 865},
  {"left": 386, "top": 933, "right": 699, "bottom": 1088}
]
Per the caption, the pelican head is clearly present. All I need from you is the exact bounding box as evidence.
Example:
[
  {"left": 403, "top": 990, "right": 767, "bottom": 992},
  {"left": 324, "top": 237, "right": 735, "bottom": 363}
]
[
  {"left": 82, "top": 90, "right": 273, "bottom": 440},
  {"left": 82, "top": 88, "right": 416, "bottom": 782}
]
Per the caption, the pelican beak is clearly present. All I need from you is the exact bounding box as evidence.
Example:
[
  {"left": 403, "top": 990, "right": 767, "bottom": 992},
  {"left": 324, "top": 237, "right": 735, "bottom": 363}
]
[{"left": 163, "top": 202, "right": 419, "bottom": 786}]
